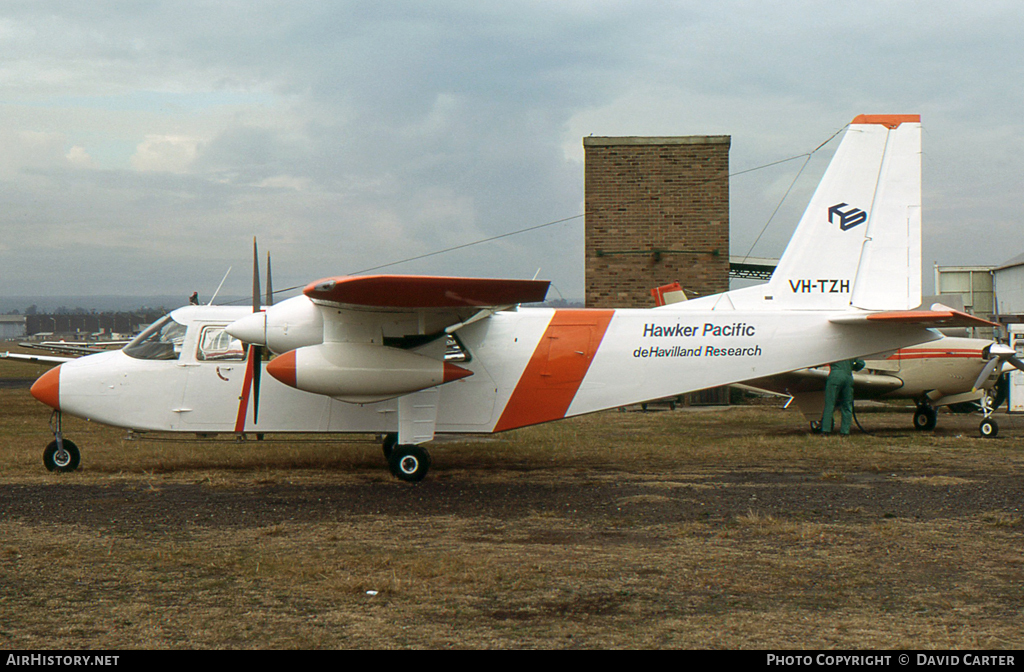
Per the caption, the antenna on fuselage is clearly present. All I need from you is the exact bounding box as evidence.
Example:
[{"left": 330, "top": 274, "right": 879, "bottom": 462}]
[{"left": 208, "top": 267, "right": 232, "bottom": 306}]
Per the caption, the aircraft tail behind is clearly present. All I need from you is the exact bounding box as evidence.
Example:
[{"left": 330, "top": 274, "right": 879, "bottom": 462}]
[{"left": 763, "top": 114, "right": 921, "bottom": 311}]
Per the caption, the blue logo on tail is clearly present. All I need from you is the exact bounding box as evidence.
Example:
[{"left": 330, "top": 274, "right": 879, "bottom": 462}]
[{"left": 828, "top": 203, "right": 867, "bottom": 231}]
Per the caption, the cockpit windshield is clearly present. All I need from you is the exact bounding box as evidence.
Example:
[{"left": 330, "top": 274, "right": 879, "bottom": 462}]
[{"left": 123, "top": 315, "right": 188, "bottom": 360}]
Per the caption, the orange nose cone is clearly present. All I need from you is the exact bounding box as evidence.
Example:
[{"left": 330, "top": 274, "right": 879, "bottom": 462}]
[
  {"left": 266, "top": 351, "right": 297, "bottom": 388},
  {"left": 443, "top": 362, "right": 474, "bottom": 383},
  {"left": 30, "top": 365, "right": 61, "bottom": 410}
]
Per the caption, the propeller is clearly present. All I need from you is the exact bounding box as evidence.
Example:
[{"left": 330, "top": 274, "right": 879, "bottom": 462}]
[
  {"left": 972, "top": 342, "right": 1024, "bottom": 392},
  {"left": 249, "top": 238, "right": 265, "bottom": 424}
]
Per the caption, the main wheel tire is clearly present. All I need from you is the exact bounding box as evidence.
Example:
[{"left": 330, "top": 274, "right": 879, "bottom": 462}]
[
  {"left": 388, "top": 444, "right": 431, "bottom": 482},
  {"left": 913, "top": 407, "right": 937, "bottom": 431},
  {"left": 980, "top": 418, "right": 998, "bottom": 438},
  {"left": 43, "top": 439, "right": 80, "bottom": 473}
]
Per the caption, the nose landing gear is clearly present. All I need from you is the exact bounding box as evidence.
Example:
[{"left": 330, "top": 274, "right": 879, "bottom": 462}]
[
  {"left": 978, "top": 393, "right": 999, "bottom": 439},
  {"left": 43, "top": 411, "right": 80, "bottom": 472}
]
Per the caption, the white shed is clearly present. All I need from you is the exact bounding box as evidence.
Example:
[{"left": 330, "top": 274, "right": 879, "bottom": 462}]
[
  {"left": 993, "top": 252, "right": 1024, "bottom": 320},
  {"left": 0, "top": 315, "right": 27, "bottom": 339}
]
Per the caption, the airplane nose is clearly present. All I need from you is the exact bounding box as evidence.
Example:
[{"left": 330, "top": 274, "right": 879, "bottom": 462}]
[
  {"left": 226, "top": 312, "right": 267, "bottom": 346},
  {"left": 30, "top": 365, "right": 61, "bottom": 410}
]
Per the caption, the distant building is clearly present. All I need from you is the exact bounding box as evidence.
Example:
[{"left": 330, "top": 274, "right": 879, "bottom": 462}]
[
  {"left": 993, "top": 253, "right": 1024, "bottom": 323},
  {"left": 933, "top": 256, "right": 1024, "bottom": 338},
  {"left": 0, "top": 315, "right": 27, "bottom": 339},
  {"left": 23, "top": 312, "right": 163, "bottom": 339},
  {"left": 933, "top": 264, "right": 997, "bottom": 338}
]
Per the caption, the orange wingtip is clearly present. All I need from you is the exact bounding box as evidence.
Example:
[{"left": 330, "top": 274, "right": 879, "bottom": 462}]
[{"left": 851, "top": 114, "right": 920, "bottom": 129}]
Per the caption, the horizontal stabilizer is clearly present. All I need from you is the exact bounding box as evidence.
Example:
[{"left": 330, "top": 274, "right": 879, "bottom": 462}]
[{"left": 829, "top": 305, "right": 997, "bottom": 328}]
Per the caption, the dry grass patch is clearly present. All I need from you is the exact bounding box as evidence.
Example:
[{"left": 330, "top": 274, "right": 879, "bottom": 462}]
[{"left": 2, "top": 387, "right": 1024, "bottom": 648}]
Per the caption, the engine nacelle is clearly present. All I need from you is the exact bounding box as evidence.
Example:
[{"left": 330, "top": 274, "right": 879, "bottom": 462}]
[
  {"left": 226, "top": 296, "right": 324, "bottom": 355},
  {"left": 266, "top": 341, "right": 472, "bottom": 403}
]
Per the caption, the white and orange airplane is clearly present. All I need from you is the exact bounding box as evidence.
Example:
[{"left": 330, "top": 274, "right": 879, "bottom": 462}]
[{"left": 24, "top": 114, "right": 993, "bottom": 480}]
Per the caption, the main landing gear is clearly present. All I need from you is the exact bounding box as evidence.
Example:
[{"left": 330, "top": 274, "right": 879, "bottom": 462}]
[
  {"left": 912, "top": 403, "right": 938, "bottom": 432},
  {"left": 914, "top": 397, "right": 1000, "bottom": 438},
  {"left": 381, "top": 432, "right": 431, "bottom": 482},
  {"left": 44, "top": 411, "right": 80, "bottom": 473}
]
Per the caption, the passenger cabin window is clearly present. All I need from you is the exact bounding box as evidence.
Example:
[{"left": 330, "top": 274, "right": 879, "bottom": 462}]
[
  {"left": 123, "top": 315, "right": 188, "bottom": 360},
  {"left": 197, "top": 326, "right": 246, "bottom": 361}
]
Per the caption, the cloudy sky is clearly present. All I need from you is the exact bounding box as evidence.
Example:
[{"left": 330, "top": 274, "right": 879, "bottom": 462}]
[{"left": 1, "top": 1, "right": 1022, "bottom": 305}]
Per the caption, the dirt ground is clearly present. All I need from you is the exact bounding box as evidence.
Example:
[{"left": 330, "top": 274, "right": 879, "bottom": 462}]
[{"left": 1, "top": 384, "right": 1023, "bottom": 649}]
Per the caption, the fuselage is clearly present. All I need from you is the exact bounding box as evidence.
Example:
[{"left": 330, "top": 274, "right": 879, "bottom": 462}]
[
  {"left": 870, "top": 337, "right": 995, "bottom": 400},
  {"left": 32, "top": 300, "right": 940, "bottom": 436}
]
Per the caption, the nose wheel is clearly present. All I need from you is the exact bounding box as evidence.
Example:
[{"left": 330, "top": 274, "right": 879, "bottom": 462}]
[
  {"left": 44, "top": 439, "right": 80, "bottom": 472},
  {"left": 978, "top": 393, "right": 999, "bottom": 439},
  {"left": 44, "top": 411, "right": 81, "bottom": 472}
]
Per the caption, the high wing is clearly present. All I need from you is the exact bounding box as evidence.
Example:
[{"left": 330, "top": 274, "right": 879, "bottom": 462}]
[
  {"left": 228, "top": 274, "right": 550, "bottom": 403},
  {"left": 304, "top": 275, "right": 550, "bottom": 309},
  {"left": 741, "top": 366, "right": 904, "bottom": 398},
  {"left": 303, "top": 274, "right": 550, "bottom": 344},
  {"left": 224, "top": 274, "right": 549, "bottom": 448},
  {"left": 229, "top": 275, "right": 549, "bottom": 348}
]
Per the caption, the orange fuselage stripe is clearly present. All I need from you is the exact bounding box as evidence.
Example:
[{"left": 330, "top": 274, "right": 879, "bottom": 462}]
[
  {"left": 493, "top": 309, "right": 615, "bottom": 432},
  {"left": 888, "top": 349, "right": 982, "bottom": 361}
]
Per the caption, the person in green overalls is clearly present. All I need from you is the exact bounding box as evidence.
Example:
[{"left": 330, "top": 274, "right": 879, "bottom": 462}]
[{"left": 820, "top": 358, "right": 866, "bottom": 435}]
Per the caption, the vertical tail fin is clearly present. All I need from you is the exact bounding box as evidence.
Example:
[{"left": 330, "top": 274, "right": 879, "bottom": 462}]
[{"left": 765, "top": 115, "right": 921, "bottom": 311}]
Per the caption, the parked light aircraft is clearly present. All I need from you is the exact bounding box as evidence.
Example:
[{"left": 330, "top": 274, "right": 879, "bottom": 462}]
[
  {"left": 738, "top": 336, "right": 1019, "bottom": 437},
  {"left": 650, "top": 288, "right": 1016, "bottom": 437},
  {"left": 24, "top": 114, "right": 994, "bottom": 480}
]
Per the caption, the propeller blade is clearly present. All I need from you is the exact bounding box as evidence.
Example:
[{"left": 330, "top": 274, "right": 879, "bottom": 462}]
[
  {"left": 972, "top": 356, "right": 1001, "bottom": 392},
  {"left": 252, "top": 238, "right": 261, "bottom": 313},
  {"left": 987, "top": 343, "right": 1024, "bottom": 374},
  {"left": 251, "top": 345, "right": 262, "bottom": 424},
  {"left": 250, "top": 237, "right": 263, "bottom": 424},
  {"left": 266, "top": 252, "right": 274, "bottom": 307},
  {"left": 1005, "top": 354, "right": 1024, "bottom": 373}
]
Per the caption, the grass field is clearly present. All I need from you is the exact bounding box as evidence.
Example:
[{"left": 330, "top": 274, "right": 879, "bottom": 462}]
[{"left": 1, "top": 368, "right": 1023, "bottom": 649}]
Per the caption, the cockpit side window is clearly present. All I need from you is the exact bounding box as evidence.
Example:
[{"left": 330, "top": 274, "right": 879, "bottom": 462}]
[
  {"left": 197, "top": 326, "right": 246, "bottom": 361},
  {"left": 123, "top": 315, "right": 188, "bottom": 360}
]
